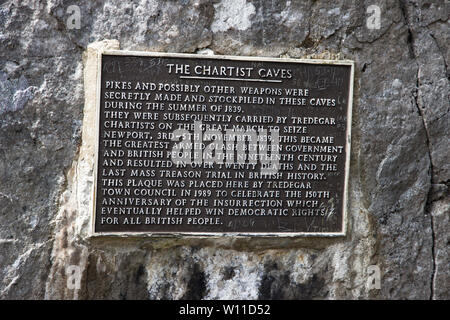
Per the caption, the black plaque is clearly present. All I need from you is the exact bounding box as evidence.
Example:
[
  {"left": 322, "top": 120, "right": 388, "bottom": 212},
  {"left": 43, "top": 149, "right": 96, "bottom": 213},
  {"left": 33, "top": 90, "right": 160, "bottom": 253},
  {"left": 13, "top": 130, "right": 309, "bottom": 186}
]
[{"left": 93, "top": 51, "right": 353, "bottom": 236}]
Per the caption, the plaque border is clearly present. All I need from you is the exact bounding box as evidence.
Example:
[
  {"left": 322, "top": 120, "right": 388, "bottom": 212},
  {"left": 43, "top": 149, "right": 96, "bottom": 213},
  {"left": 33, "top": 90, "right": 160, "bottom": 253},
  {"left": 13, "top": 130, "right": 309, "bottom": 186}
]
[{"left": 91, "top": 50, "right": 354, "bottom": 238}]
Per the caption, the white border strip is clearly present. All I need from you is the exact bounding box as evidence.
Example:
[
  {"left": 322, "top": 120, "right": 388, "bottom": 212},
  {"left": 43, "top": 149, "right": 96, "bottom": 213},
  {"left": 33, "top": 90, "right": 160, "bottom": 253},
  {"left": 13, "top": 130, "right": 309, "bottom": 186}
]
[{"left": 91, "top": 50, "right": 354, "bottom": 238}]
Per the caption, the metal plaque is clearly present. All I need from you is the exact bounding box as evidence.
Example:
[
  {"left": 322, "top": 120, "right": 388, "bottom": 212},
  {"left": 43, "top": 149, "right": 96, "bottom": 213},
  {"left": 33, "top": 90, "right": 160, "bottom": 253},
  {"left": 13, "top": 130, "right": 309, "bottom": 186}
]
[{"left": 93, "top": 51, "right": 354, "bottom": 236}]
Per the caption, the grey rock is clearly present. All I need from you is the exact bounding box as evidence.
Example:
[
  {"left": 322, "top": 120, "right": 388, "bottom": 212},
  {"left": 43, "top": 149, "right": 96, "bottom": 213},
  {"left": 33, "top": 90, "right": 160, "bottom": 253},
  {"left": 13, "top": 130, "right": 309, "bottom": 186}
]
[{"left": 0, "top": 0, "right": 448, "bottom": 299}]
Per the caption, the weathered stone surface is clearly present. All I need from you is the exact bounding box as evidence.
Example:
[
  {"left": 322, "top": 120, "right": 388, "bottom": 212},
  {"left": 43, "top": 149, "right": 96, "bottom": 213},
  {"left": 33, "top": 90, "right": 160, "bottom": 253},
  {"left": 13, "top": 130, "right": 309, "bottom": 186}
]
[{"left": 0, "top": 0, "right": 448, "bottom": 299}]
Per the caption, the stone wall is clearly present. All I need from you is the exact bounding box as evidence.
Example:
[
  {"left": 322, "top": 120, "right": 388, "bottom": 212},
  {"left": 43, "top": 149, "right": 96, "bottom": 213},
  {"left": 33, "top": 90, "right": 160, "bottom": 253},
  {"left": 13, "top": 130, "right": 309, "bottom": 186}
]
[{"left": 0, "top": 0, "right": 448, "bottom": 299}]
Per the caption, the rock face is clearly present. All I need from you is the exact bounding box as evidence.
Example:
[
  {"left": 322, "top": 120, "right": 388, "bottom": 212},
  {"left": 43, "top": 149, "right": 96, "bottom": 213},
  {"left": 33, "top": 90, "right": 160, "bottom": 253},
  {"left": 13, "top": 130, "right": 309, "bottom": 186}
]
[{"left": 0, "top": 0, "right": 448, "bottom": 299}]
